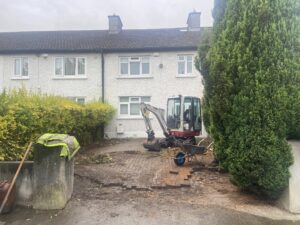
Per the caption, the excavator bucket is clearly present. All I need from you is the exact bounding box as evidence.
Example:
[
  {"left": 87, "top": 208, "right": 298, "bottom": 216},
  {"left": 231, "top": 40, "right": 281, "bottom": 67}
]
[{"left": 143, "top": 139, "right": 161, "bottom": 152}]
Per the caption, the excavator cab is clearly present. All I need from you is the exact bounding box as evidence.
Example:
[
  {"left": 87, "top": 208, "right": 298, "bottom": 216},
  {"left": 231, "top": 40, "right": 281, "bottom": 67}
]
[{"left": 167, "top": 96, "right": 202, "bottom": 137}]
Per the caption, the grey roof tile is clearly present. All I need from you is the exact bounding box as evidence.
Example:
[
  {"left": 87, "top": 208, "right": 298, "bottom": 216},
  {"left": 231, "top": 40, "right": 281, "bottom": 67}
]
[{"left": 0, "top": 27, "right": 211, "bottom": 53}]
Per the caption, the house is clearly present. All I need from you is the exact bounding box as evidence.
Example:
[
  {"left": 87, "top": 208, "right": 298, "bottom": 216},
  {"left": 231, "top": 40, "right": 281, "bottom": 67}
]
[{"left": 0, "top": 12, "right": 210, "bottom": 138}]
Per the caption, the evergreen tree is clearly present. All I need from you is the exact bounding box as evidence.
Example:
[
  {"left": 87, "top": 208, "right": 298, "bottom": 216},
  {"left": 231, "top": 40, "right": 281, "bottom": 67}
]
[
  {"left": 204, "top": 0, "right": 298, "bottom": 198},
  {"left": 195, "top": 0, "right": 227, "bottom": 133}
]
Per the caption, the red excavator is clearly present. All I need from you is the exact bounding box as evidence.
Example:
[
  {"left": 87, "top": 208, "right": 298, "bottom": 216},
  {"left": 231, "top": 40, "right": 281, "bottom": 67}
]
[{"left": 140, "top": 95, "right": 205, "bottom": 157}]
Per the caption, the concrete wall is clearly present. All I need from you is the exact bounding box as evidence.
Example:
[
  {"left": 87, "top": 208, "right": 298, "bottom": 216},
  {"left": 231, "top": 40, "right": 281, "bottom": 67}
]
[
  {"left": 33, "top": 146, "right": 74, "bottom": 210},
  {"left": 279, "top": 141, "right": 300, "bottom": 214},
  {"left": 0, "top": 54, "right": 102, "bottom": 101},
  {"left": 0, "top": 161, "right": 34, "bottom": 207},
  {"left": 104, "top": 51, "right": 206, "bottom": 138}
]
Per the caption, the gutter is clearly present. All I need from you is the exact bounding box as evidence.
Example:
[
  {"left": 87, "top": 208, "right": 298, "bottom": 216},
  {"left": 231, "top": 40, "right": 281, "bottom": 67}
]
[{"left": 0, "top": 46, "right": 198, "bottom": 55}]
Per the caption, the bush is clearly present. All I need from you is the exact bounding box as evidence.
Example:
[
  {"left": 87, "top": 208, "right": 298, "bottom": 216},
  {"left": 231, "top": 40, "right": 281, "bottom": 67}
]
[
  {"left": 0, "top": 89, "right": 115, "bottom": 161},
  {"left": 200, "top": 0, "right": 298, "bottom": 198}
]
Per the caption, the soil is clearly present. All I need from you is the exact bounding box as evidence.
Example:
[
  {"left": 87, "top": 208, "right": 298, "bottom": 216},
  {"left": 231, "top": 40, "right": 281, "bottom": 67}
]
[
  {"left": 74, "top": 139, "right": 300, "bottom": 221},
  {"left": 1, "top": 138, "right": 300, "bottom": 225}
]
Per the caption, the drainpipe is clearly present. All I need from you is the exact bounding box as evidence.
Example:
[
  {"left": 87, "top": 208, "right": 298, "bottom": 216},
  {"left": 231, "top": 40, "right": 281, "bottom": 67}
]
[
  {"left": 100, "top": 50, "right": 105, "bottom": 139},
  {"left": 101, "top": 51, "right": 105, "bottom": 102}
]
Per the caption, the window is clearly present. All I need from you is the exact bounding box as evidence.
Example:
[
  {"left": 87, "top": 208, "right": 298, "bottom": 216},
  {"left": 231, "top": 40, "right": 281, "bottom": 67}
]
[
  {"left": 177, "top": 55, "right": 193, "bottom": 75},
  {"left": 14, "top": 57, "right": 28, "bottom": 77},
  {"left": 55, "top": 57, "right": 86, "bottom": 76},
  {"left": 167, "top": 97, "right": 181, "bottom": 129},
  {"left": 67, "top": 97, "right": 86, "bottom": 104},
  {"left": 120, "top": 56, "right": 150, "bottom": 76},
  {"left": 119, "top": 96, "right": 151, "bottom": 117}
]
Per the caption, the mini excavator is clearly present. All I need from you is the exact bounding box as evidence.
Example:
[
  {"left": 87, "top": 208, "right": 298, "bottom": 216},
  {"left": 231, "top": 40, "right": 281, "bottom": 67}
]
[{"left": 140, "top": 95, "right": 207, "bottom": 165}]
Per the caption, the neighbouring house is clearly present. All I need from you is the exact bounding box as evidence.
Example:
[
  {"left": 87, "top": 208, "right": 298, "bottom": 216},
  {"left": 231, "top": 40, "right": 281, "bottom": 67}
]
[{"left": 0, "top": 12, "right": 210, "bottom": 138}]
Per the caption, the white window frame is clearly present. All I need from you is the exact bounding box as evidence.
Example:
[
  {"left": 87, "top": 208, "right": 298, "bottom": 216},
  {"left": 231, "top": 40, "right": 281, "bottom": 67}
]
[
  {"left": 54, "top": 56, "right": 87, "bottom": 78},
  {"left": 66, "top": 96, "right": 86, "bottom": 104},
  {"left": 177, "top": 54, "right": 193, "bottom": 76},
  {"left": 12, "top": 57, "right": 29, "bottom": 78},
  {"left": 119, "top": 56, "right": 151, "bottom": 77},
  {"left": 119, "top": 96, "right": 151, "bottom": 118}
]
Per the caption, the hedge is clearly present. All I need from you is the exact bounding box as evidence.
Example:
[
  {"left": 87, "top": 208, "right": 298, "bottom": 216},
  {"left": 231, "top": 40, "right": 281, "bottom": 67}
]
[{"left": 0, "top": 89, "right": 115, "bottom": 161}]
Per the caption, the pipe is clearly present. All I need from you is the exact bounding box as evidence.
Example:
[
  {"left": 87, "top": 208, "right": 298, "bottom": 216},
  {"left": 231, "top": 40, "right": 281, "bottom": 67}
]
[
  {"left": 100, "top": 51, "right": 105, "bottom": 139},
  {"left": 101, "top": 51, "right": 105, "bottom": 102}
]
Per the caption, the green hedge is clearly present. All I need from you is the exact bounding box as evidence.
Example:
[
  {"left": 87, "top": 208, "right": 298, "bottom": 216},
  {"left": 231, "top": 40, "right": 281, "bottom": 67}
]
[{"left": 0, "top": 89, "right": 115, "bottom": 161}]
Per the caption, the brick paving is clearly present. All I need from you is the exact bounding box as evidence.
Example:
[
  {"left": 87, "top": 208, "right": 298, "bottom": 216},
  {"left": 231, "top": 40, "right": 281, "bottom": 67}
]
[{"left": 75, "top": 145, "right": 194, "bottom": 190}]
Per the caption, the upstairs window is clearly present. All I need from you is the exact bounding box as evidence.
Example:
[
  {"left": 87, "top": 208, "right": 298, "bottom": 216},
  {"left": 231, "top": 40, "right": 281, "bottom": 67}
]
[
  {"left": 119, "top": 96, "right": 151, "bottom": 117},
  {"left": 177, "top": 55, "right": 193, "bottom": 75},
  {"left": 14, "top": 57, "right": 28, "bottom": 77},
  {"left": 120, "top": 56, "right": 150, "bottom": 76},
  {"left": 55, "top": 57, "right": 86, "bottom": 76}
]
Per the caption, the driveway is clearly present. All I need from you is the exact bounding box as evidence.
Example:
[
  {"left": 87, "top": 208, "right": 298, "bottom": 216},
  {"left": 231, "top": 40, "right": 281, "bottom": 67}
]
[{"left": 1, "top": 139, "right": 300, "bottom": 225}]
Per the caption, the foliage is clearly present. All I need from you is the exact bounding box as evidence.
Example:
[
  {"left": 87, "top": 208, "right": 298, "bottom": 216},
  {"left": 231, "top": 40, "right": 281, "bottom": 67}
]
[
  {"left": 285, "top": 0, "right": 300, "bottom": 139},
  {"left": 198, "top": 0, "right": 299, "bottom": 198},
  {"left": 195, "top": 0, "right": 227, "bottom": 161},
  {"left": 0, "top": 89, "right": 115, "bottom": 161}
]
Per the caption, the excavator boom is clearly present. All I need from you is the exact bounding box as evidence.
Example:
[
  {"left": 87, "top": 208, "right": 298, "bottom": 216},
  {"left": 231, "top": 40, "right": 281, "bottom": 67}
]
[{"left": 140, "top": 103, "right": 169, "bottom": 142}]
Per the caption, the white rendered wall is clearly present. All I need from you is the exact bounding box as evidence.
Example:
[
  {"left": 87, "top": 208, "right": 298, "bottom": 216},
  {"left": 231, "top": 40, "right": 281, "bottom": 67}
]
[
  {"left": 0, "top": 56, "right": 3, "bottom": 92},
  {"left": 1, "top": 54, "right": 102, "bottom": 101},
  {"left": 0, "top": 51, "right": 207, "bottom": 138},
  {"left": 104, "top": 51, "right": 206, "bottom": 138}
]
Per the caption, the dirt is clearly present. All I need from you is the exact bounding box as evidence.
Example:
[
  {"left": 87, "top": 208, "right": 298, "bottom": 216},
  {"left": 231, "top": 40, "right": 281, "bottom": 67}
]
[
  {"left": 1, "top": 139, "right": 300, "bottom": 225},
  {"left": 73, "top": 139, "right": 300, "bottom": 221}
]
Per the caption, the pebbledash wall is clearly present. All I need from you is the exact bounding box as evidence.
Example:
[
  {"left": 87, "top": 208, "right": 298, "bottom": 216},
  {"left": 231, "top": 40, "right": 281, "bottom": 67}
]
[
  {"left": 0, "top": 54, "right": 102, "bottom": 101},
  {"left": 104, "top": 51, "right": 205, "bottom": 138},
  {"left": 0, "top": 51, "right": 205, "bottom": 138}
]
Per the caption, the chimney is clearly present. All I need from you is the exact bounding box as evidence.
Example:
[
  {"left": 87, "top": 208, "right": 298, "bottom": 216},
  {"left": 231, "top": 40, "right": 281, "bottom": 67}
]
[
  {"left": 108, "top": 15, "right": 123, "bottom": 34},
  {"left": 187, "top": 11, "right": 201, "bottom": 31}
]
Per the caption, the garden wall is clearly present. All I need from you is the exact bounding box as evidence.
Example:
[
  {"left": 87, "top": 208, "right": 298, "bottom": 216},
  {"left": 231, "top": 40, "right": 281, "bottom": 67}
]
[
  {"left": 279, "top": 141, "right": 300, "bottom": 213},
  {"left": 0, "top": 161, "right": 33, "bottom": 206}
]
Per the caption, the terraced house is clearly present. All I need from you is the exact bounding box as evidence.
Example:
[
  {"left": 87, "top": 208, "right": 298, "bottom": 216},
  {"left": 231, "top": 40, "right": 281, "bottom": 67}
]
[{"left": 0, "top": 12, "right": 210, "bottom": 138}]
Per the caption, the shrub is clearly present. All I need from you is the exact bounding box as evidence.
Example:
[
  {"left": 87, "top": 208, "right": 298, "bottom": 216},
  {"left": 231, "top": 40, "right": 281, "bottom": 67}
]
[
  {"left": 195, "top": 0, "right": 229, "bottom": 163},
  {"left": 200, "top": 0, "right": 298, "bottom": 198},
  {"left": 0, "top": 89, "right": 115, "bottom": 161}
]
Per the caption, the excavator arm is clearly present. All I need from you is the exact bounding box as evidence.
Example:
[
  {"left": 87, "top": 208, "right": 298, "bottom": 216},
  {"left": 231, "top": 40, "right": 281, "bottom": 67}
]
[{"left": 140, "top": 103, "right": 170, "bottom": 142}]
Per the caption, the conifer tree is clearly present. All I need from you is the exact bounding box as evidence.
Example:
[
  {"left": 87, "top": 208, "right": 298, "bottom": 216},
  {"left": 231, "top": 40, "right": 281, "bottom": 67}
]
[{"left": 202, "top": 0, "right": 298, "bottom": 198}]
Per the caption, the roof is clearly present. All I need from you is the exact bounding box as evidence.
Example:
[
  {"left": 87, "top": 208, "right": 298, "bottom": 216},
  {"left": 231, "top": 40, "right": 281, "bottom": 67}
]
[{"left": 0, "top": 27, "right": 212, "bottom": 54}]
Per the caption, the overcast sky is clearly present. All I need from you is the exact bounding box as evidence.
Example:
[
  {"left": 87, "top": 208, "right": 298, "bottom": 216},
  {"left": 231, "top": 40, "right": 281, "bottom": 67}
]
[{"left": 0, "top": 0, "right": 214, "bottom": 32}]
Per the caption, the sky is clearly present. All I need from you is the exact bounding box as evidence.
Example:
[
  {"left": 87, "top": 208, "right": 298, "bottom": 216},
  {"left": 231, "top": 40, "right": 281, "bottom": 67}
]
[{"left": 0, "top": 0, "right": 214, "bottom": 32}]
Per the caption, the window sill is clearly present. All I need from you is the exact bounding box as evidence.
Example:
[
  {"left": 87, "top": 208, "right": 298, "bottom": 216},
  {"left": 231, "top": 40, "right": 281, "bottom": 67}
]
[
  {"left": 175, "top": 75, "right": 197, "bottom": 78},
  {"left": 117, "top": 116, "right": 153, "bottom": 120},
  {"left": 117, "top": 116, "right": 154, "bottom": 120},
  {"left": 52, "top": 76, "right": 88, "bottom": 80},
  {"left": 11, "top": 76, "right": 30, "bottom": 80},
  {"left": 117, "top": 75, "right": 153, "bottom": 79}
]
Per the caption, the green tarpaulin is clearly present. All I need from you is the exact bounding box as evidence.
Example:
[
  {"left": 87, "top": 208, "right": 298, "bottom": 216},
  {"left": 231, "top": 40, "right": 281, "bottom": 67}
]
[{"left": 36, "top": 133, "right": 80, "bottom": 160}]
